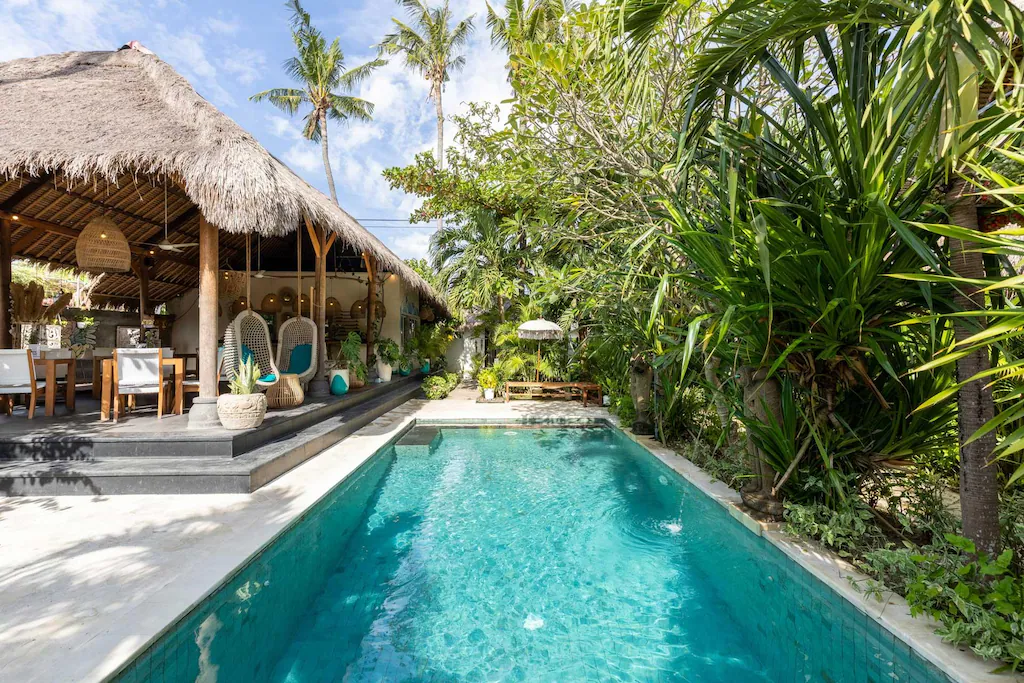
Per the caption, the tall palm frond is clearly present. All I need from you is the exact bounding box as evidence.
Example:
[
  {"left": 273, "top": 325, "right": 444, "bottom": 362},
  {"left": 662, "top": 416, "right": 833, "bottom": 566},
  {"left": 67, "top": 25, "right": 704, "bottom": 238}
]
[{"left": 251, "top": 0, "right": 384, "bottom": 204}]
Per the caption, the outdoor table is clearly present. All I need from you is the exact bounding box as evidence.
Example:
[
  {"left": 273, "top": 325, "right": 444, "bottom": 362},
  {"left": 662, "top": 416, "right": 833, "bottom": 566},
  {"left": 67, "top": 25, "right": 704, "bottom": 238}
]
[
  {"left": 100, "top": 357, "right": 185, "bottom": 421},
  {"left": 91, "top": 352, "right": 113, "bottom": 399},
  {"left": 34, "top": 357, "right": 76, "bottom": 417}
]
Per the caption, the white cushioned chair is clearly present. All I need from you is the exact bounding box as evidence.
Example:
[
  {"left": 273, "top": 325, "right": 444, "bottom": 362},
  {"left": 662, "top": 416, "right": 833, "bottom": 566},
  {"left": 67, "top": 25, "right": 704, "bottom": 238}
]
[
  {"left": 112, "top": 348, "right": 166, "bottom": 422},
  {"left": 0, "top": 349, "right": 43, "bottom": 418}
]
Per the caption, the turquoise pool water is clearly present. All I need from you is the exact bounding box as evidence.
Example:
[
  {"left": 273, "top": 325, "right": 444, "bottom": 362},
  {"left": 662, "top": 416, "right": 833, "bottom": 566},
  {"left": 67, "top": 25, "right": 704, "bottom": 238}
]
[{"left": 114, "top": 425, "right": 950, "bottom": 683}]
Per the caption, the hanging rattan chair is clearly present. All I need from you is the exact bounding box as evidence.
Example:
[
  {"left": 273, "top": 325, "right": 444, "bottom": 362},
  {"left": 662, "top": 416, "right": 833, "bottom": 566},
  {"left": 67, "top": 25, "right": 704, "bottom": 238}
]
[
  {"left": 276, "top": 315, "right": 317, "bottom": 388},
  {"left": 223, "top": 310, "right": 279, "bottom": 389}
]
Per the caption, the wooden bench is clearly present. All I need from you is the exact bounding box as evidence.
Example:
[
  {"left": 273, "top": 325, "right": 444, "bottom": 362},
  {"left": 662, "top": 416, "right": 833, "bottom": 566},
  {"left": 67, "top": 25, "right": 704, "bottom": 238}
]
[{"left": 504, "top": 381, "right": 603, "bottom": 407}]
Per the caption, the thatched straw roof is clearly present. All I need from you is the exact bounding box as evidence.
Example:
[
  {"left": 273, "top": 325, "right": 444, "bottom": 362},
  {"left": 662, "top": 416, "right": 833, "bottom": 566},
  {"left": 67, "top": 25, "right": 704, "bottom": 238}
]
[{"left": 0, "top": 48, "right": 446, "bottom": 313}]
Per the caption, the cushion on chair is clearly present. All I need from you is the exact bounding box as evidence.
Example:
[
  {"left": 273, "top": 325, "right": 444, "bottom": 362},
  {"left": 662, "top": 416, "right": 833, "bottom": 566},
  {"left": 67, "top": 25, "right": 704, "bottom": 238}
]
[
  {"left": 241, "top": 344, "right": 255, "bottom": 366},
  {"left": 240, "top": 344, "right": 276, "bottom": 383},
  {"left": 288, "top": 344, "right": 312, "bottom": 375}
]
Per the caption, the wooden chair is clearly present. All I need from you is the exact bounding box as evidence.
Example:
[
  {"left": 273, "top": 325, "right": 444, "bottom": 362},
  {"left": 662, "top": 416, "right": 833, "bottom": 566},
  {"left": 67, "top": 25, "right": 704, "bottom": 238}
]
[
  {"left": 112, "top": 348, "right": 165, "bottom": 422},
  {"left": 0, "top": 349, "right": 42, "bottom": 418}
]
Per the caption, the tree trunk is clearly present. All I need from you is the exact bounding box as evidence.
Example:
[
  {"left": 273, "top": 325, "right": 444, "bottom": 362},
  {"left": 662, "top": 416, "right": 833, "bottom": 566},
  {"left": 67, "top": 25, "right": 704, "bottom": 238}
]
[
  {"left": 704, "top": 356, "right": 733, "bottom": 440},
  {"left": 629, "top": 352, "right": 655, "bottom": 436},
  {"left": 739, "top": 366, "right": 785, "bottom": 518},
  {"left": 320, "top": 110, "right": 339, "bottom": 206},
  {"left": 435, "top": 89, "right": 444, "bottom": 231},
  {"left": 1, "top": 218, "right": 13, "bottom": 348},
  {"left": 497, "top": 293, "right": 505, "bottom": 323},
  {"left": 364, "top": 253, "right": 376, "bottom": 372},
  {"left": 948, "top": 179, "right": 1002, "bottom": 557}
]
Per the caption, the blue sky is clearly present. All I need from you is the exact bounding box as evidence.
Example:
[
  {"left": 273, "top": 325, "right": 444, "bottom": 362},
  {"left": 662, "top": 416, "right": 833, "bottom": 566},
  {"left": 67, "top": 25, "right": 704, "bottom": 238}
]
[{"left": 1, "top": 0, "right": 511, "bottom": 259}]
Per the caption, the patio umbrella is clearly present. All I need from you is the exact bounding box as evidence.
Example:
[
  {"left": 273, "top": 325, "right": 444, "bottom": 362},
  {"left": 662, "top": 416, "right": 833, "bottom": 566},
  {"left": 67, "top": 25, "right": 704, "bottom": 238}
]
[{"left": 517, "top": 318, "right": 563, "bottom": 381}]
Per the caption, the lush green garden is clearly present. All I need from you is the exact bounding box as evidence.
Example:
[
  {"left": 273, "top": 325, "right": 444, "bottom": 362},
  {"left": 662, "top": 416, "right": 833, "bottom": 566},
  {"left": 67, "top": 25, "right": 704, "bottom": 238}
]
[{"left": 377, "top": 0, "right": 1024, "bottom": 669}]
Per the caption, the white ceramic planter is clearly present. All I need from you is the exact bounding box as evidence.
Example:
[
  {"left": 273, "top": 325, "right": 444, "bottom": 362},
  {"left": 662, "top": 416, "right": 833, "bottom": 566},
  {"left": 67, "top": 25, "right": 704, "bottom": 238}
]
[
  {"left": 484, "top": 388, "right": 495, "bottom": 400},
  {"left": 329, "top": 367, "right": 349, "bottom": 395},
  {"left": 216, "top": 393, "right": 267, "bottom": 430},
  {"left": 377, "top": 361, "right": 393, "bottom": 382}
]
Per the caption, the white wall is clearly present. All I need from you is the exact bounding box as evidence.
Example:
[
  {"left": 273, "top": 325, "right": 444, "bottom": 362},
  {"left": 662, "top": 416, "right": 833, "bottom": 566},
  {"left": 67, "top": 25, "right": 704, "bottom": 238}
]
[
  {"left": 446, "top": 330, "right": 485, "bottom": 379},
  {"left": 167, "top": 271, "right": 417, "bottom": 354}
]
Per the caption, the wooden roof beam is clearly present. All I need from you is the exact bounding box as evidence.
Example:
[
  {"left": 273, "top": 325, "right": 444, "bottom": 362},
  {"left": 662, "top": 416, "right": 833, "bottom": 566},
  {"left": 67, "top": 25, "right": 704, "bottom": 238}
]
[
  {"left": 1, "top": 173, "right": 53, "bottom": 212},
  {"left": 0, "top": 210, "right": 197, "bottom": 271}
]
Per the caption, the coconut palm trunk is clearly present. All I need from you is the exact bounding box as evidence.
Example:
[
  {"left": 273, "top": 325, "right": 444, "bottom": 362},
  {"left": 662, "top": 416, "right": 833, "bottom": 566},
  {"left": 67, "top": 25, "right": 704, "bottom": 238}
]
[
  {"left": 435, "top": 91, "right": 444, "bottom": 229},
  {"left": 320, "top": 110, "right": 338, "bottom": 205},
  {"left": 948, "top": 180, "right": 1002, "bottom": 557}
]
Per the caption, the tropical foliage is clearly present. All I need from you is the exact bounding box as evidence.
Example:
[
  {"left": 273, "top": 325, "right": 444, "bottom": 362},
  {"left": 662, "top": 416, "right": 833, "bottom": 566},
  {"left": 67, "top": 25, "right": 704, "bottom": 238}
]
[{"left": 379, "top": 0, "right": 1024, "bottom": 666}]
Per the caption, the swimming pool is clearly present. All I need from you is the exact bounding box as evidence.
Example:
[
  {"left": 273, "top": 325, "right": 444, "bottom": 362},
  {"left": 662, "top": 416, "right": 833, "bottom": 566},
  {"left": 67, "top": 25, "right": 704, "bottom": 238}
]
[{"left": 113, "top": 425, "right": 950, "bottom": 682}]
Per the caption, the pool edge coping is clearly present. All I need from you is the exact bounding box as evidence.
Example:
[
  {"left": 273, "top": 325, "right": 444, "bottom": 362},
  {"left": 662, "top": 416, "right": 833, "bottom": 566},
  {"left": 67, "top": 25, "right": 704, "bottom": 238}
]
[
  {"left": 98, "top": 417, "right": 421, "bottom": 683},
  {"left": 611, "top": 426, "right": 1022, "bottom": 683}
]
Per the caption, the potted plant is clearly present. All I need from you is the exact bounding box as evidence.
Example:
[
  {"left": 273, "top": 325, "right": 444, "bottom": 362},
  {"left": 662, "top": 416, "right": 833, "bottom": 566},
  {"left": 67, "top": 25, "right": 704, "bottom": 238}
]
[
  {"left": 375, "top": 338, "right": 401, "bottom": 382},
  {"left": 329, "top": 332, "right": 363, "bottom": 396},
  {"left": 397, "top": 352, "right": 412, "bottom": 376},
  {"left": 217, "top": 357, "right": 267, "bottom": 430},
  {"left": 350, "top": 359, "right": 368, "bottom": 389},
  {"left": 478, "top": 367, "right": 499, "bottom": 401}
]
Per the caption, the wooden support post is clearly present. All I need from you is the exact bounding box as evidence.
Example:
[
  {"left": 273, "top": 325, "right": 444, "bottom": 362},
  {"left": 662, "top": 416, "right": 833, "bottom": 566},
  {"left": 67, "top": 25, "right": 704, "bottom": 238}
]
[
  {"left": 135, "top": 256, "right": 151, "bottom": 336},
  {"left": 0, "top": 218, "right": 11, "bottom": 348},
  {"left": 307, "top": 217, "right": 330, "bottom": 396},
  {"left": 189, "top": 215, "right": 220, "bottom": 428},
  {"left": 364, "top": 253, "right": 377, "bottom": 370}
]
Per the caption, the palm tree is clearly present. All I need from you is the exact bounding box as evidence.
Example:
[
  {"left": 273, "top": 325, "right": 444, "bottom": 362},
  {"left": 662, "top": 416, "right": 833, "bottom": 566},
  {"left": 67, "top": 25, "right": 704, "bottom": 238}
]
[
  {"left": 378, "top": 0, "right": 475, "bottom": 185},
  {"left": 486, "top": 0, "right": 571, "bottom": 60},
  {"left": 431, "top": 210, "right": 525, "bottom": 322},
  {"left": 251, "top": 0, "right": 384, "bottom": 205}
]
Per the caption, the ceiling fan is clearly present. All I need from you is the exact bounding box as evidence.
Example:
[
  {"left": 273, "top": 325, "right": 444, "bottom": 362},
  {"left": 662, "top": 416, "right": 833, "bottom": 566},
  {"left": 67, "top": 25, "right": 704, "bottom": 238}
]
[{"left": 140, "top": 181, "right": 199, "bottom": 254}]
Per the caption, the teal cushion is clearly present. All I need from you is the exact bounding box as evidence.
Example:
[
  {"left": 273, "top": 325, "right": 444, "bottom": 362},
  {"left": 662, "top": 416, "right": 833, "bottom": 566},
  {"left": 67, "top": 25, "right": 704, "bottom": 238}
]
[
  {"left": 260, "top": 373, "right": 277, "bottom": 383},
  {"left": 241, "top": 344, "right": 255, "bottom": 366},
  {"left": 288, "top": 344, "right": 312, "bottom": 375}
]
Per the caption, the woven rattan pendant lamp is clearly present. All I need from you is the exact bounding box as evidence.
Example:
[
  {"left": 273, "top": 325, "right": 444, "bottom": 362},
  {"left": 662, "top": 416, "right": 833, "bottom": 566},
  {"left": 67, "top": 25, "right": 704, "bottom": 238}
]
[{"left": 76, "top": 215, "right": 131, "bottom": 273}]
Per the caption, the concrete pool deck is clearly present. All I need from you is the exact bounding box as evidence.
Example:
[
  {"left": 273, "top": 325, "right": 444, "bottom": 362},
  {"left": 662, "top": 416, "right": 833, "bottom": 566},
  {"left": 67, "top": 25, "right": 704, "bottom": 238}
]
[{"left": 0, "top": 389, "right": 1019, "bottom": 683}]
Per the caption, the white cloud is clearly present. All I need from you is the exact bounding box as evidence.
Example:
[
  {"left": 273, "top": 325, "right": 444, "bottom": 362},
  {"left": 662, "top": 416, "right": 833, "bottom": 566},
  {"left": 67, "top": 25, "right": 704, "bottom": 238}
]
[
  {"left": 220, "top": 47, "right": 266, "bottom": 85},
  {"left": 206, "top": 17, "right": 240, "bottom": 36},
  {"left": 268, "top": 115, "right": 305, "bottom": 141},
  {"left": 389, "top": 230, "right": 434, "bottom": 259},
  {"left": 284, "top": 143, "right": 322, "bottom": 174}
]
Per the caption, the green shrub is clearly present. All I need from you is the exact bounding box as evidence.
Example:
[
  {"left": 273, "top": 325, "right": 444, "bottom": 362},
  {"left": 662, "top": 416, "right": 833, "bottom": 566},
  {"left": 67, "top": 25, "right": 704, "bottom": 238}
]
[
  {"left": 477, "top": 368, "right": 499, "bottom": 390},
  {"left": 423, "top": 372, "right": 460, "bottom": 400},
  {"left": 862, "top": 536, "right": 1024, "bottom": 669},
  {"left": 784, "top": 500, "right": 886, "bottom": 557},
  {"left": 375, "top": 338, "right": 401, "bottom": 366}
]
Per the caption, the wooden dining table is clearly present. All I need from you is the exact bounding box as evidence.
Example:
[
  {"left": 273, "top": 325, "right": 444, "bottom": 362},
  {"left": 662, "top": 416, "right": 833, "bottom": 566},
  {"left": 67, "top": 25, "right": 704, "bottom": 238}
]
[
  {"left": 99, "top": 357, "right": 185, "bottom": 421},
  {"left": 34, "top": 357, "right": 76, "bottom": 417}
]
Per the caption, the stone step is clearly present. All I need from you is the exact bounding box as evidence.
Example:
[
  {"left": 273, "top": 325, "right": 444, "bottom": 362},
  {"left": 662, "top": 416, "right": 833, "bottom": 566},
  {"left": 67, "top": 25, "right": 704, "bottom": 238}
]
[{"left": 0, "top": 381, "right": 423, "bottom": 496}]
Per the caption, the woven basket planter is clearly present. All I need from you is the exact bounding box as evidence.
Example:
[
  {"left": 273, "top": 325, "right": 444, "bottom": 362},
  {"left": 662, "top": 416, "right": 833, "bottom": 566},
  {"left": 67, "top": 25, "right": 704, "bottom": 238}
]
[{"left": 76, "top": 216, "right": 131, "bottom": 273}]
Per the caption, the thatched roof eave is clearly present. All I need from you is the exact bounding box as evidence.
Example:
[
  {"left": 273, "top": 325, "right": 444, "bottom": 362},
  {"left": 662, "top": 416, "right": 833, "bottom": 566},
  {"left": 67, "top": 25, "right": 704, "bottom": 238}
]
[{"left": 0, "top": 49, "right": 447, "bottom": 314}]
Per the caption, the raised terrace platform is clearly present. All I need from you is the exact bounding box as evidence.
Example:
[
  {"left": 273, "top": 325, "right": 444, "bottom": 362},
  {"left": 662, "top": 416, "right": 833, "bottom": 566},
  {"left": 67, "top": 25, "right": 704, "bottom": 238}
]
[{"left": 0, "top": 374, "right": 424, "bottom": 496}]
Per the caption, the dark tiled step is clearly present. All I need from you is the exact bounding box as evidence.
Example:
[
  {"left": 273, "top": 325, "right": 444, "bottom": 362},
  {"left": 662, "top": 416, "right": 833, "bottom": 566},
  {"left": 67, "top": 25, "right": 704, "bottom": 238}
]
[
  {"left": 0, "top": 380, "right": 423, "bottom": 496},
  {"left": 0, "top": 374, "right": 423, "bottom": 461}
]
